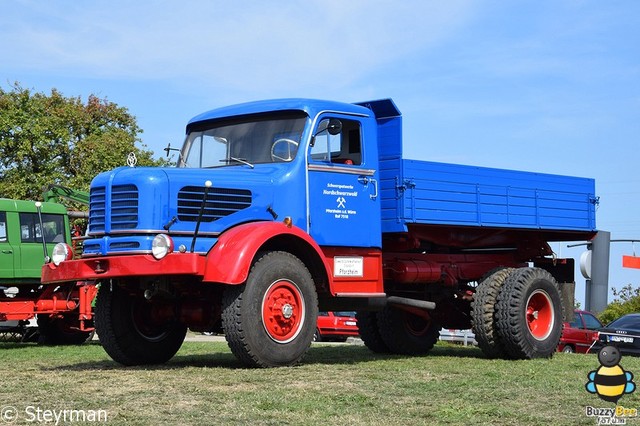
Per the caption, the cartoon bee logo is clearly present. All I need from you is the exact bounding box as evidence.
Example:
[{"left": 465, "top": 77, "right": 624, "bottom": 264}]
[{"left": 586, "top": 345, "right": 636, "bottom": 403}]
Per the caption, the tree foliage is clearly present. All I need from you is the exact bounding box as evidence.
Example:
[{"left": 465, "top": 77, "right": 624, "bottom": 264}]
[
  {"left": 0, "top": 82, "right": 163, "bottom": 200},
  {"left": 598, "top": 284, "right": 640, "bottom": 324}
]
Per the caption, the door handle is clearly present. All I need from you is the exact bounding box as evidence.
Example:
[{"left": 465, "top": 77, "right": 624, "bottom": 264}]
[
  {"left": 1, "top": 250, "right": 12, "bottom": 254},
  {"left": 358, "top": 176, "right": 378, "bottom": 200}
]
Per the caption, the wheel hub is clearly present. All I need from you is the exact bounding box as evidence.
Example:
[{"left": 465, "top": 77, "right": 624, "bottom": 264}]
[
  {"left": 281, "top": 304, "right": 294, "bottom": 319},
  {"left": 262, "top": 280, "right": 305, "bottom": 343},
  {"left": 526, "top": 290, "right": 554, "bottom": 341}
]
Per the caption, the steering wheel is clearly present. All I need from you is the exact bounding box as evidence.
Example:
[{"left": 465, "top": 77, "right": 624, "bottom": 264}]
[{"left": 271, "top": 138, "right": 299, "bottom": 162}]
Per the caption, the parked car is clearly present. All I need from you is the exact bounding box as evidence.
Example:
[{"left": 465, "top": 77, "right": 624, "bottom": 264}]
[
  {"left": 557, "top": 310, "right": 602, "bottom": 353},
  {"left": 315, "top": 311, "right": 359, "bottom": 342},
  {"left": 592, "top": 313, "right": 640, "bottom": 356}
]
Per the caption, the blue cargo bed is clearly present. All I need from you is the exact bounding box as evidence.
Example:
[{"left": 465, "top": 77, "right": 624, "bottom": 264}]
[{"left": 379, "top": 158, "right": 597, "bottom": 237}]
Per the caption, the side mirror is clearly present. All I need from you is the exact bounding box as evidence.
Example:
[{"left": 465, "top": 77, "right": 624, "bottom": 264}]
[
  {"left": 311, "top": 118, "right": 342, "bottom": 147},
  {"left": 314, "top": 118, "right": 342, "bottom": 136},
  {"left": 327, "top": 118, "right": 342, "bottom": 135}
]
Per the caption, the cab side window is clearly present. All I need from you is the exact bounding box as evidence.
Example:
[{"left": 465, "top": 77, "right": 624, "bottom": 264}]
[
  {"left": 0, "top": 212, "right": 7, "bottom": 242},
  {"left": 19, "top": 213, "right": 66, "bottom": 243},
  {"left": 310, "top": 118, "right": 362, "bottom": 165}
]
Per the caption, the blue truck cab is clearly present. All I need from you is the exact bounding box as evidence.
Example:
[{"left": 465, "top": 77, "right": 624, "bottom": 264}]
[
  {"left": 84, "top": 99, "right": 383, "bottom": 256},
  {"left": 42, "top": 98, "right": 597, "bottom": 367}
]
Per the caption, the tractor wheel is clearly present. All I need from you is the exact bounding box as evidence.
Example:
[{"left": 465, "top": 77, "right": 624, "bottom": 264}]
[
  {"left": 376, "top": 305, "right": 439, "bottom": 355},
  {"left": 471, "top": 268, "right": 514, "bottom": 358},
  {"left": 95, "top": 282, "right": 187, "bottom": 366},
  {"left": 496, "top": 268, "right": 563, "bottom": 359},
  {"left": 562, "top": 345, "right": 575, "bottom": 354},
  {"left": 356, "top": 311, "right": 390, "bottom": 353},
  {"left": 37, "top": 314, "right": 94, "bottom": 345},
  {"left": 222, "top": 251, "right": 318, "bottom": 367}
]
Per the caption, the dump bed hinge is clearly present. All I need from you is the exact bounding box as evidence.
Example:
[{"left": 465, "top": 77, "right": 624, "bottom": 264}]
[{"left": 396, "top": 178, "right": 415, "bottom": 193}]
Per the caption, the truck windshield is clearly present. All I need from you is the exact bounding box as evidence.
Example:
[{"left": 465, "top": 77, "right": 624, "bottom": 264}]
[{"left": 179, "top": 113, "right": 307, "bottom": 168}]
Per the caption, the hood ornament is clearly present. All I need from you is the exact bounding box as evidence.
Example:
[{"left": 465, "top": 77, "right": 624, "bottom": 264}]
[{"left": 127, "top": 152, "right": 137, "bottom": 167}]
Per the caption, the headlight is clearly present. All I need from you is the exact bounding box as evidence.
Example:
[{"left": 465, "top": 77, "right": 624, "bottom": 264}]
[
  {"left": 51, "top": 243, "right": 73, "bottom": 266},
  {"left": 152, "top": 234, "right": 174, "bottom": 260}
]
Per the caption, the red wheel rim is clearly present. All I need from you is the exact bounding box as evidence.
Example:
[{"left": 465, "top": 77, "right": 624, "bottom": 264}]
[
  {"left": 262, "top": 280, "right": 305, "bottom": 343},
  {"left": 526, "top": 289, "right": 554, "bottom": 340}
]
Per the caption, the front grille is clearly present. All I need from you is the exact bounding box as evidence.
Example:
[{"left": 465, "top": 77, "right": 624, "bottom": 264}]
[
  {"left": 89, "top": 186, "right": 106, "bottom": 233},
  {"left": 177, "top": 186, "right": 252, "bottom": 222},
  {"left": 109, "top": 241, "right": 141, "bottom": 250},
  {"left": 88, "top": 184, "right": 138, "bottom": 233},
  {"left": 83, "top": 243, "right": 100, "bottom": 252},
  {"left": 110, "top": 184, "right": 139, "bottom": 230}
]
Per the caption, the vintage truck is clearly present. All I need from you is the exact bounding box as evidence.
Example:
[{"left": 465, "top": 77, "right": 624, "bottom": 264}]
[
  {"left": 41, "top": 98, "right": 597, "bottom": 366},
  {"left": 1, "top": 190, "right": 95, "bottom": 344}
]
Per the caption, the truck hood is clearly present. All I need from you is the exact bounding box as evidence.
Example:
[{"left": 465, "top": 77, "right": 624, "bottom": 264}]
[{"left": 88, "top": 165, "right": 279, "bottom": 236}]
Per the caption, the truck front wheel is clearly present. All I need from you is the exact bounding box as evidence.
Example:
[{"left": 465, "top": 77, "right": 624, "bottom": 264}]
[
  {"left": 496, "top": 268, "right": 563, "bottom": 359},
  {"left": 222, "top": 251, "right": 318, "bottom": 367},
  {"left": 376, "top": 306, "right": 439, "bottom": 355},
  {"left": 95, "top": 282, "right": 187, "bottom": 366}
]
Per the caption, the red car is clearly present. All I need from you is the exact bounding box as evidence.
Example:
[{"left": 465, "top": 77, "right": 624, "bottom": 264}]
[
  {"left": 557, "top": 310, "right": 602, "bottom": 353},
  {"left": 315, "top": 311, "right": 359, "bottom": 342}
]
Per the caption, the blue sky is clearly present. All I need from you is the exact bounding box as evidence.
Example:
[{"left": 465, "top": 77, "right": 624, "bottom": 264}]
[{"left": 2, "top": 1, "right": 639, "bottom": 307}]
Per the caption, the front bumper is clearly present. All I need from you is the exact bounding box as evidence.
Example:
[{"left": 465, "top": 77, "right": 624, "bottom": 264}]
[{"left": 41, "top": 253, "right": 206, "bottom": 284}]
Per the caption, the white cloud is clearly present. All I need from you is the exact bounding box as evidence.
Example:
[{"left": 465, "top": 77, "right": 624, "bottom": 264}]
[{"left": 2, "top": 0, "right": 475, "bottom": 95}]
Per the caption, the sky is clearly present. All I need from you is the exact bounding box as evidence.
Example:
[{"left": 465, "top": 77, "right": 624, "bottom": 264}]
[{"left": 2, "top": 0, "right": 639, "bottom": 308}]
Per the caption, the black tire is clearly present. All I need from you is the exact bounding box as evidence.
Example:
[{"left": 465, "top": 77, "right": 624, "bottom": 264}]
[
  {"left": 313, "top": 329, "right": 322, "bottom": 342},
  {"left": 356, "top": 311, "right": 390, "bottom": 353},
  {"left": 221, "top": 251, "right": 318, "bottom": 367},
  {"left": 376, "top": 305, "right": 439, "bottom": 355},
  {"left": 37, "top": 314, "right": 93, "bottom": 345},
  {"left": 95, "top": 282, "right": 187, "bottom": 366},
  {"left": 496, "top": 268, "right": 563, "bottom": 359},
  {"left": 562, "top": 345, "right": 575, "bottom": 354},
  {"left": 471, "top": 268, "right": 514, "bottom": 358}
]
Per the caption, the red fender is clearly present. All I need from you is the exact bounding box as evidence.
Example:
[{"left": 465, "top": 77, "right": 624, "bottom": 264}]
[{"left": 202, "top": 221, "right": 331, "bottom": 285}]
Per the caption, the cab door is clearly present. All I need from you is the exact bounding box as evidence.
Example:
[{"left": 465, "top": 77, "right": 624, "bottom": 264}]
[
  {"left": 306, "top": 115, "right": 381, "bottom": 248},
  {"left": 0, "top": 211, "right": 16, "bottom": 279},
  {"left": 16, "top": 212, "right": 66, "bottom": 278}
]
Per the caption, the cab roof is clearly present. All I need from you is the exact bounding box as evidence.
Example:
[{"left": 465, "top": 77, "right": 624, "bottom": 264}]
[
  {"left": 0, "top": 199, "right": 67, "bottom": 214},
  {"left": 187, "top": 98, "right": 374, "bottom": 127}
]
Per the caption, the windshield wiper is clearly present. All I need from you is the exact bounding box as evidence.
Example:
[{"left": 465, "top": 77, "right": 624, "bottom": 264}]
[{"left": 220, "top": 157, "right": 254, "bottom": 169}]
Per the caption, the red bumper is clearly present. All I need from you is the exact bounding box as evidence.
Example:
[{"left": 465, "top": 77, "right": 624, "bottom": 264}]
[{"left": 41, "top": 253, "right": 206, "bottom": 284}]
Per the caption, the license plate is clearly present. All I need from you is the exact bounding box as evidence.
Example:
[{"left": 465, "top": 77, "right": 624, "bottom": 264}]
[
  {"left": 345, "top": 321, "right": 357, "bottom": 326},
  {"left": 609, "top": 335, "right": 634, "bottom": 344}
]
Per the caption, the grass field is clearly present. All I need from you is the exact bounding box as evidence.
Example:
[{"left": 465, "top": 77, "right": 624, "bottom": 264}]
[{"left": 1, "top": 338, "right": 639, "bottom": 425}]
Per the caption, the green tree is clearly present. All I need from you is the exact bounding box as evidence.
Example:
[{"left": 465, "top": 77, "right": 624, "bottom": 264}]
[
  {"left": 598, "top": 284, "right": 640, "bottom": 324},
  {"left": 0, "top": 82, "right": 163, "bottom": 200}
]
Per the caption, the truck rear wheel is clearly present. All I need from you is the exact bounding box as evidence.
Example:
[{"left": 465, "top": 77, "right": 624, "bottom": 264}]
[
  {"left": 95, "top": 282, "right": 187, "bottom": 366},
  {"left": 376, "top": 306, "right": 439, "bottom": 355},
  {"left": 471, "top": 268, "right": 514, "bottom": 358},
  {"left": 496, "top": 268, "right": 563, "bottom": 359},
  {"left": 222, "top": 251, "right": 318, "bottom": 367},
  {"left": 356, "top": 311, "right": 390, "bottom": 353}
]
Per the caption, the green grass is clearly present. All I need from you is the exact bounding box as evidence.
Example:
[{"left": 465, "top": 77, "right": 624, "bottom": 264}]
[{"left": 1, "top": 340, "right": 639, "bottom": 425}]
